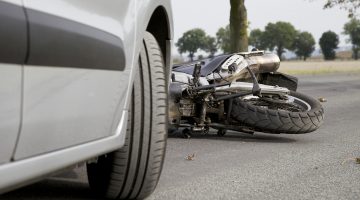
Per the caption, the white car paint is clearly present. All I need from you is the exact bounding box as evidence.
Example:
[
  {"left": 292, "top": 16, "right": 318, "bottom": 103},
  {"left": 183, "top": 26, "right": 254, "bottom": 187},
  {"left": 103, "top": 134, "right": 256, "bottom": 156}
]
[
  {"left": 1, "top": 0, "right": 21, "bottom": 5},
  {"left": 0, "top": 0, "right": 173, "bottom": 193},
  {"left": 0, "top": 64, "right": 22, "bottom": 164},
  {"left": 14, "top": 0, "right": 137, "bottom": 159},
  {"left": 15, "top": 67, "right": 130, "bottom": 159}
]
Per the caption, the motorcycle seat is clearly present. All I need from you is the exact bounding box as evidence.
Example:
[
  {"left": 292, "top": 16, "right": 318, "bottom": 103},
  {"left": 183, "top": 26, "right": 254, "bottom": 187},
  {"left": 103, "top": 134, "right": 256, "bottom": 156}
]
[{"left": 172, "top": 54, "right": 230, "bottom": 77}]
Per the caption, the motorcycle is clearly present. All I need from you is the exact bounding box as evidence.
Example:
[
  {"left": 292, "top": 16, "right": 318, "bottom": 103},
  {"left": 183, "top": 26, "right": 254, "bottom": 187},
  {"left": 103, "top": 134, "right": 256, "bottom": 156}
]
[{"left": 169, "top": 50, "right": 324, "bottom": 137}]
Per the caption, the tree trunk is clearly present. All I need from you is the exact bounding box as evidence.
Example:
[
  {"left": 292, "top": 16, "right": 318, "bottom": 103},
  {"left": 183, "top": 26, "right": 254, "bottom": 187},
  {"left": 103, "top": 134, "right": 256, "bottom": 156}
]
[
  {"left": 230, "top": 0, "right": 248, "bottom": 53},
  {"left": 353, "top": 47, "right": 359, "bottom": 60},
  {"left": 189, "top": 52, "right": 194, "bottom": 62},
  {"left": 276, "top": 47, "right": 283, "bottom": 60}
]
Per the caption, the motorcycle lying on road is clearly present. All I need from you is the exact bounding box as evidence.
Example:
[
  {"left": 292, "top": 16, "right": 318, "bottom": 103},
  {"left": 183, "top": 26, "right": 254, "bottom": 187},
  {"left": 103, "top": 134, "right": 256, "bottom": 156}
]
[{"left": 169, "top": 50, "right": 324, "bottom": 137}]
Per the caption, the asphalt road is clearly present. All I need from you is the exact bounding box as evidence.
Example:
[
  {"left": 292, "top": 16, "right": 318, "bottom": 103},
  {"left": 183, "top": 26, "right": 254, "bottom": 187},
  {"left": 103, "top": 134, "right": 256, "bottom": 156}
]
[{"left": 2, "top": 73, "right": 360, "bottom": 200}]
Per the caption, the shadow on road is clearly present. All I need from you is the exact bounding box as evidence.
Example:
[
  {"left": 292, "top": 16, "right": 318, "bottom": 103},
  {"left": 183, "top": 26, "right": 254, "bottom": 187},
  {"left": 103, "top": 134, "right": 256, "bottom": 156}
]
[
  {"left": 169, "top": 129, "right": 297, "bottom": 144},
  {"left": 1, "top": 179, "right": 100, "bottom": 200},
  {"left": 1, "top": 130, "right": 296, "bottom": 199}
]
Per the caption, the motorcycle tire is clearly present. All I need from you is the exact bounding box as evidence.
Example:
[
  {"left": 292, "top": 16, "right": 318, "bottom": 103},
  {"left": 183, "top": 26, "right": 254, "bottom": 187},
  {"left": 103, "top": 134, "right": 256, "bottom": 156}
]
[
  {"left": 231, "top": 91, "right": 324, "bottom": 134},
  {"left": 87, "top": 32, "right": 167, "bottom": 199}
]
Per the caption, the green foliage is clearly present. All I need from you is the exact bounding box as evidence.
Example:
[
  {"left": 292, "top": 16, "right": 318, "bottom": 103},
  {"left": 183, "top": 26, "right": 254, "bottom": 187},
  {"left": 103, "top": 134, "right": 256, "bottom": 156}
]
[
  {"left": 344, "top": 18, "right": 360, "bottom": 59},
  {"left": 293, "top": 31, "right": 316, "bottom": 60},
  {"left": 324, "top": 0, "right": 360, "bottom": 17},
  {"left": 230, "top": 0, "right": 248, "bottom": 52},
  {"left": 319, "top": 31, "right": 339, "bottom": 60},
  {"left": 204, "top": 36, "right": 218, "bottom": 58},
  {"left": 176, "top": 28, "right": 208, "bottom": 61},
  {"left": 216, "top": 25, "right": 231, "bottom": 53},
  {"left": 249, "top": 29, "right": 267, "bottom": 50},
  {"left": 263, "top": 21, "right": 298, "bottom": 59}
]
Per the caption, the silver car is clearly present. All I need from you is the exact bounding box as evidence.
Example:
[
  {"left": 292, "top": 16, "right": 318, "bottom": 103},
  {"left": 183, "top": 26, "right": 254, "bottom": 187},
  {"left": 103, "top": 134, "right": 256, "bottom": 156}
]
[{"left": 0, "top": 0, "right": 173, "bottom": 199}]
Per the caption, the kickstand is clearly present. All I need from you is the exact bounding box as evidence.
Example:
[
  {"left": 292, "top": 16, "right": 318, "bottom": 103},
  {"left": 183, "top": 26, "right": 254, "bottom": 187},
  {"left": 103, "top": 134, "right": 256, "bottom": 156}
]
[
  {"left": 218, "top": 98, "right": 234, "bottom": 137},
  {"left": 226, "top": 98, "right": 233, "bottom": 122}
]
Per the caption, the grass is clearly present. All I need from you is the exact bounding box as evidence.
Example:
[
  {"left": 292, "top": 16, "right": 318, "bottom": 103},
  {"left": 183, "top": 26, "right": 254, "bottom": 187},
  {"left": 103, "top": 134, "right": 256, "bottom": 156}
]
[{"left": 278, "top": 60, "right": 360, "bottom": 75}]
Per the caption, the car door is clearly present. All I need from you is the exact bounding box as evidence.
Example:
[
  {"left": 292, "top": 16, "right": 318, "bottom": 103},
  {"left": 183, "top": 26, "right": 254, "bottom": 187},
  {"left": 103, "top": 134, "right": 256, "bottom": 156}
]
[
  {"left": 14, "top": 0, "right": 136, "bottom": 160},
  {"left": 0, "top": 0, "right": 25, "bottom": 164}
]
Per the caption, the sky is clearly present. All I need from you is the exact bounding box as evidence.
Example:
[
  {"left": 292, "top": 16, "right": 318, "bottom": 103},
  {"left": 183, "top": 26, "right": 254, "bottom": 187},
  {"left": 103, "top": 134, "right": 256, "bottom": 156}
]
[{"left": 171, "top": 0, "right": 350, "bottom": 50}]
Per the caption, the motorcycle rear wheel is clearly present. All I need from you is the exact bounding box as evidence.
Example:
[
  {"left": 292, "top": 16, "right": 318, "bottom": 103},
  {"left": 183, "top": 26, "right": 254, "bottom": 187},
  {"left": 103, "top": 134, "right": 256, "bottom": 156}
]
[{"left": 231, "top": 91, "right": 324, "bottom": 134}]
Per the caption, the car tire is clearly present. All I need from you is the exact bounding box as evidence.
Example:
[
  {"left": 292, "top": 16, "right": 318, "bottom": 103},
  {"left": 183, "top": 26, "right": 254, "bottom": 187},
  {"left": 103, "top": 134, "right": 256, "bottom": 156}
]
[{"left": 86, "top": 32, "right": 167, "bottom": 200}]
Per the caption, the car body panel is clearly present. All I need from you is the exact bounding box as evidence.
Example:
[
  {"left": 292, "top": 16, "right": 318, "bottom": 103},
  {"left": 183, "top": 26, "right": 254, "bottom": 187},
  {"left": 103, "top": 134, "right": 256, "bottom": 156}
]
[
  {"left": 22, "top": 0, "right": 133, "bottom": 41},
  {"left": 14, "top": 67, "right": 129, "bottom": 160},
  {"left": 0, "top": 1, "right": 27, "bottom": 65},
  {"left": 14, "top": 0, "right": 136, "bottom": 159},
  {"left": 0, "top": 0, "right": 173, "bottom": 193},
  {"left": 1, "top": 0, "right": 21, "bottom": 6},
  {"left": 0, "top": 64, "right": 22, "bottom": 164},
  {"left": 1, "top": 110, "right": 127, "bottom": 194},
  {"left": 0, "top": 0, "right": 25, "bottom": 164},
  {"left": 25, "top": 7, "right": 126, "bottom": 70}
]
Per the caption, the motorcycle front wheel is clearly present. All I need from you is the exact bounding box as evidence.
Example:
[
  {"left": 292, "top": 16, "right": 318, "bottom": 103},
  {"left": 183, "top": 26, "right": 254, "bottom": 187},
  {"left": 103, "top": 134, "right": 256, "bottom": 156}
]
[{"left": 231, "top": 91, "right": 324, "bottom": 134}]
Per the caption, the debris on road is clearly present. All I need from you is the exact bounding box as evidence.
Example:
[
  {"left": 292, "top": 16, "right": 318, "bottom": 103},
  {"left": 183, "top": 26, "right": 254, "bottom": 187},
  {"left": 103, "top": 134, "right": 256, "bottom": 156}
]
[
  {"left": 318, "top": 97, "right": 327, "bottom": 103},
  {"left": 186, "top": 153, "right": 196, "bottom": 161},
  {"left": 341, "top": 157, "right": 360, "bottom": 165}
]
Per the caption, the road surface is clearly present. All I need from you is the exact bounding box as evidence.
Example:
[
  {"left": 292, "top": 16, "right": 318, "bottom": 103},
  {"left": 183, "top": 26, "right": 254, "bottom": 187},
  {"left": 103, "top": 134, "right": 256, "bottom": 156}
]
[{"left": 2, "top": 73, "right": 360, "bottom": 200}]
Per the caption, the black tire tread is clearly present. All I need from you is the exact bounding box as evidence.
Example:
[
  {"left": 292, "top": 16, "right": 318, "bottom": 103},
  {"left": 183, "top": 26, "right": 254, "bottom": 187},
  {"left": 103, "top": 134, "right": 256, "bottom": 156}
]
[{"left": 231, "top": 91, "right": 324, "bottom": 134}]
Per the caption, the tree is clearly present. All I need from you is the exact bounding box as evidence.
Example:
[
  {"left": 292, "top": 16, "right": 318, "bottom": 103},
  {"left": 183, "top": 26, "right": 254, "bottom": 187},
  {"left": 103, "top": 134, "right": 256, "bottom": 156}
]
[
  {"left": 204, "top": 36, "right": 218, "bottom": 58},
  {"left": 344, "top": 18, "right": 360, "bottom": 60},
  {"left": 176, "top": 28, "right": 207, "bottom": 61},
  {"left": 249, "top": 29, "right": 267, "bottom": 50},
  {"left": 263, "top": 21, "right": 298, "bottom": 59},
  {"left": 230, "top": 0, "right": 248, "bottom": 52},
  {"left": 293, "top": 31, "right": 316, "bottom": 61},
  {"left": 319, "top": 31, "right": 339, "bottom": 60},
  {"left": 216, "top": 25, "right": 231, "bottom": 53},
  {"left": 324, "top": 0, "right": 360, "bottom": 17}
]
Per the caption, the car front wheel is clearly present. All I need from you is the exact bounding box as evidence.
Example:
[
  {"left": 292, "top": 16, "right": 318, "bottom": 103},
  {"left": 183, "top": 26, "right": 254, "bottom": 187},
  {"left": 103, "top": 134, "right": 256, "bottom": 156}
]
[{"left": 87, "top": 32, "right": 167, "bottom": 200}]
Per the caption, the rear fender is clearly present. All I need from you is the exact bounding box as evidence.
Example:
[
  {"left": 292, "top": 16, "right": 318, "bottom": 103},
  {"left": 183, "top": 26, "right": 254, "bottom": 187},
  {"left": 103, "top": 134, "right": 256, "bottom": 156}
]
[{"left": 259, "top": 72, "right": 298, "bottom": 91}]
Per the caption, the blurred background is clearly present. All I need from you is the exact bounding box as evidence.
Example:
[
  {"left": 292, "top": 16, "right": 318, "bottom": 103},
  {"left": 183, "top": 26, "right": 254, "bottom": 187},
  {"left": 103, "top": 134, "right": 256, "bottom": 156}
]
[{"left": 171, "top": 0, "right": 360, "bottom": 75}]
